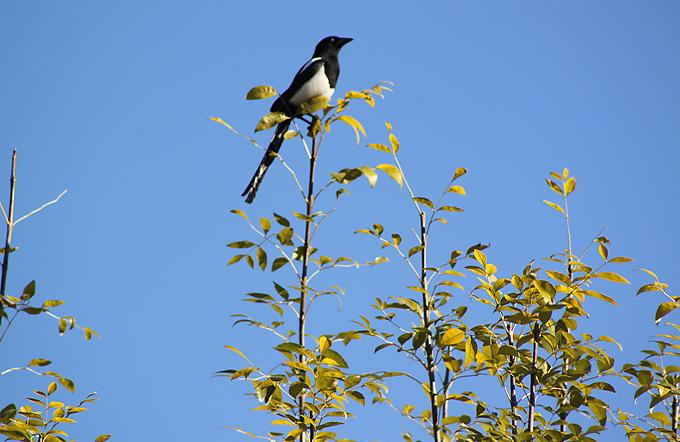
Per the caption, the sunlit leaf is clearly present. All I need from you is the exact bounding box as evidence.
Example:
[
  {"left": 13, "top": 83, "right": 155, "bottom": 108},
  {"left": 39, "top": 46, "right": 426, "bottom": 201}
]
[
  {"left": 298, "top": 95, "right": 329, "bottom": 115},
  {"left": 254, "top": 112, "right": 289, "bottom": 132},
  {"left": 335, "top": 115, "right": 366, "bottom": 144},
  {"left": 656, "top": 302, "right": 679, "bottom": 324},
  {"left": 376, "top": 164, "right": 403, "bottom": 188},
  {"left": 593, "top": 272, "right": 630, "bottom": 284},
  {"left": 543, "top": 200, "right": 564, "bottom": 215},
  {"left": 246, "top": 85, "right": 278, "bottom": 100},
  {"left": 440, "top": 328, "right": 465, "bottom": 346}
]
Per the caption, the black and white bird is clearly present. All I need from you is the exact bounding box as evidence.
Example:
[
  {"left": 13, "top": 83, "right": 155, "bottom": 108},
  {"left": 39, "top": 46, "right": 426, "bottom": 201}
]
[{"left": 242, "top": 36, "right": 353, "bottom": 203}]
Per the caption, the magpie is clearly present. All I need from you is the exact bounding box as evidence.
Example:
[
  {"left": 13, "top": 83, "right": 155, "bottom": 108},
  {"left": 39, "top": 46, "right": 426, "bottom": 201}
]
[{"left": 242, "top": 35, "right": 353, "bottom": 203}]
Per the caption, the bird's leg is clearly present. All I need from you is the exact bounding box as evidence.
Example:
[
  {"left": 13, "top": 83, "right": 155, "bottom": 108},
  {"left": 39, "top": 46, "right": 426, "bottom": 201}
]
[
  {"left": 297, "top": 115, "right": 313, "bottom": 125},
  {"left": 305, "top": 114, "right": 320, "bottom": 137}
]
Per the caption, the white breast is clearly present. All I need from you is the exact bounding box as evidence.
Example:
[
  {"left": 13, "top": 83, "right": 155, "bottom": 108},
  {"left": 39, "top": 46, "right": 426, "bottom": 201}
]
[{"left": 289, "top": 64, "right": 335, "bottom": 106}]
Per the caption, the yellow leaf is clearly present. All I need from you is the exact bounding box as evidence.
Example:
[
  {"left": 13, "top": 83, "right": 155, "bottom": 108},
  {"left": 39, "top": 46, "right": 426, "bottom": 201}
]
[
  {"left": 594, "top": 272, "right": 630, "bottom": 284},
  {"left": 565, "top": 177, "right": 576, "bottom": 195},
  {"left": 453, "top": 167, "right": 467, "bottom": 180},
  {"left": 464, "top": 337, "right": 475, "bottom": 368},
  {"left": 376, "top": 164, "right": 403, "bottom": 188},
  {"left": 318, "top": 336, "right": 331, "bottom": 353},
  {"left": 254, "top": 112, "right": 289, "bottom": 132},
  {"left": 389, "top": 133, "right": 400, "bottom": 153},
  {"left": 543, "top": 200, "right": 564, "bottom": 215},
  {"left": 367, "top": 143, "right": 391, "bottom": 153},
  {"left": 224, "top": 345, "right": 252, "bottom": 363},
  {"left": 298, "top": 95, "right": 329, "bottom": 115},
  {"left": 246, "top": 85, "right": 278, "bottom": 100},
  {"left": 335, "top": 115, "right": 366, "bottom": 144},
  {"left": 283, "top": 130, "right": 299, "bottom": 140},
  {"left": 447, "top": 185, "right": 466, "bottom": 195},
  {"left": 357, "top": 166, "right": 378, "bottom": 187},
  {"left": 440, "top": 328, "right": 465, "bottom": 346}
]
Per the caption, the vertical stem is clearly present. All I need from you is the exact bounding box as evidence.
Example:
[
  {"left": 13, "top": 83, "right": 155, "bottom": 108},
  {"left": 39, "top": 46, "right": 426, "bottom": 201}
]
[
  {"left": 560, "top": 186, "right": 573, "bottom": 433},
  {"left": 505, "top": 324, "right": 518, "bottom": 435},
  {"left": 441, "top": 368, "right": 451, "bottom": 424},
  {"left": 672, "top": 391, "right": 678, "bottom": 435},
  {"left": 419, "top": 211, "right": 440, "bottom": 442},
  {"left": 299, "top": 132, "right": 318, "bottom": 442},
  {"left": 528, "top": 323, "right": 540, "bottom": 432},
  {"left": 1, "top": 150, "right": 17, "bottom": 296}
]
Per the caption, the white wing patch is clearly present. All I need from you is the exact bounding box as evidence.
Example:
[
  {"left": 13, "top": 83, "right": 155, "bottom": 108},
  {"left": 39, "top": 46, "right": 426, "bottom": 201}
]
[{"left": 290, "top": 62, "right": 334, "bottom": 106}]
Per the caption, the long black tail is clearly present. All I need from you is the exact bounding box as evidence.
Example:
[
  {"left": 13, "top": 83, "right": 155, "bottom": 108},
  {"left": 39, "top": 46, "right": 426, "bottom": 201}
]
[{"left": 242, "top": 119, "right": 291, "bottom": 203}]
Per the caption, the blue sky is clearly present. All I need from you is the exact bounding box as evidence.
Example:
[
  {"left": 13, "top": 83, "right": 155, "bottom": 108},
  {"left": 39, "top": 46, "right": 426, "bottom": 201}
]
[{"left": 1, "top": 1, "right": 679, "bottom": 441}]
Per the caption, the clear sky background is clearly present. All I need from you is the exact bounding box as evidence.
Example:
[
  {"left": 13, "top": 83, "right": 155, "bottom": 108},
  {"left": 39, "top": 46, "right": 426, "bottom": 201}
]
[{"left": 1, "top": 1, "right": 679, "bottom": 441}]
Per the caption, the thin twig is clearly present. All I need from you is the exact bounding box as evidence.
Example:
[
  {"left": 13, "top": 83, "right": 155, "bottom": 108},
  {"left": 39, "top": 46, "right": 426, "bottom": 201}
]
[{"left": 14, "top": 189, "right": 68, "bottom": 225}]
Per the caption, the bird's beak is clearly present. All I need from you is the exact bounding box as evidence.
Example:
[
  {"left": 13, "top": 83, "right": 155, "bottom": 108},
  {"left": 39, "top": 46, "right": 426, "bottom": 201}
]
[{"left": 338, "top": 37, "right": 353, "bottom": 47}]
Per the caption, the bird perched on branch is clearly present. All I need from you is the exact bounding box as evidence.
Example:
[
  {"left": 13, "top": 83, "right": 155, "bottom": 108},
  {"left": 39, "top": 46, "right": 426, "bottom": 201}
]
[{"left": 242, "top": 36, "right": 353, "bottom": 203}]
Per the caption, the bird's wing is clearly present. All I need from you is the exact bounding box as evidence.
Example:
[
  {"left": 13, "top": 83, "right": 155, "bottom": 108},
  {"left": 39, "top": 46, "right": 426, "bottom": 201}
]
[{"left": 279, "top": 57, "right": 330, "bottom": 105}]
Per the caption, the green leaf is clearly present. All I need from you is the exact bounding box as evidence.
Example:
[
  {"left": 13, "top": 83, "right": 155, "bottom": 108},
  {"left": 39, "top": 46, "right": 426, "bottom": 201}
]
[
  {"left": 321, "top": 349, "right": 348, "bottom": 368},
  {"left": 412, "top": 329, "right": 426, "bottom": 349},
  {"left": 256, "top": 247, "right": 267, "bottom": 271},
  {"left": 246, "top": 85, "right": 278, "bottom": 100},
  {"left": 464, "top": 337, "right": 476, "bottom": 368},
  {"left": 21, "top": 280, "right": 36, "bottom": 300},
  {"left": 347, "top": 390, "right": 366, "bottom": 405},
  {"left": 277, "top": 227, "right": 294, "bottom": 246},
  {"left": 440, "top": 328, "right": 465, "bottom": 346},
  {"left": 271, "top": 257, "right": 288, "bottom": 272},
  {"left": 227, "top": 254, "right": 245, "bottom": 266},
  {"left": 588, "top": 400, "right": 607, "bottom": 426},
  {"left": 28, "top": 358, "right": 51, "bottom": 367},
  {"left": 273, "top": 212, "right": 290, "bottom": 227},
  {"left": 58, "top": 377, "right": 75, "bottom": 393},
  {"left": 376, "top": 164, "right": 403, "bottom": 188},
  {"left": 298, "top": 95, "right": 329, "bottom": 114},
  {"left": 331, "top": 168, "right": 363, "bottom": 184},
  {"left": 648, "top": 411, "right": 671, "bottom": 426},
  {"left": 254, "top": 112, "right": 289, "bottom": 132},
  {"left": 413, "top": 197, "right": 433, "bottom": 209},
  {"left": 227, "top": 241, "right": 255, "bottom": 249},
  {"left": 260, "top": 217, "right": 271, "bottom": 234},
  {"left": 655, "top": 302, "right": 679, "bottom": 325},
  {"left": 0, "top": 403, "right": 17, "bottom": 423},
  {"left": 533, "top": 280, "right": 556, "bottom": 300}
]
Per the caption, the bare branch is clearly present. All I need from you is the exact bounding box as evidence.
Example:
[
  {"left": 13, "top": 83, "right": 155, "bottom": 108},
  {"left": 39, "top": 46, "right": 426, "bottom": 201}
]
[{"left": 14, "top": 189, "right": 68, "bottom": 225}]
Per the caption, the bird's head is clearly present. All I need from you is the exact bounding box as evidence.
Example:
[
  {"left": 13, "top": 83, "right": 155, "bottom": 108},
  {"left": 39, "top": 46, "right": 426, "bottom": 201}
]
[{"left": 314, "top": 36, "right": 353, "bottom": 56}]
